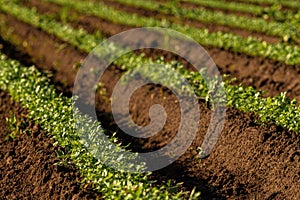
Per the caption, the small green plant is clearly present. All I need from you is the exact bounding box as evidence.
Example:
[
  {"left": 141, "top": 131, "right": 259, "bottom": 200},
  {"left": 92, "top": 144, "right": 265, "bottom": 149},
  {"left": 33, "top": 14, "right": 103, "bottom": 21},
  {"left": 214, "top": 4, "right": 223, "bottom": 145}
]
[
  {"left": 96, "top": 82, "right": 109, "bottom": 104},
  {"left": 6, "top": 112, "right": 19, "bottom": 140},
  {"left": 58, "top": 7, "right": 69, "bottom": 23},
  {"left": 5, "top": 111, "right": 28, "bottom": 140}
]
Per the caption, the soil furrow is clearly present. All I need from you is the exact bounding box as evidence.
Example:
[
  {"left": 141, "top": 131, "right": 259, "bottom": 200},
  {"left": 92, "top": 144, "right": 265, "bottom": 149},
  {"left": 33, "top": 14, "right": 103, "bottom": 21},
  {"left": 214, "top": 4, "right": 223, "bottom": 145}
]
[
  {"left": 0, "top": 90, "right": 102, "bottom": 199},
  {"left": 0, "top": 12, "right": 83, "bottom": 96},
  {"left": 19, "top": 0, "right": 300, "bottom": 101},
  {"left": 0, "top": 6, "right": 299, "bottom": 200}
]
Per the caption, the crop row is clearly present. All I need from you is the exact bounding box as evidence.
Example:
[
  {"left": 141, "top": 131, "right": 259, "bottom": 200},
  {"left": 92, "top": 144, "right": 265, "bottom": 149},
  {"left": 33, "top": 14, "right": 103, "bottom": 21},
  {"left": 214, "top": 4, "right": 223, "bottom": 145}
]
[
  {"left": 1, "top": 0, "right": 299, "bottom": 133},
  {"left": 111, "top": 0, "right": 299, "bottom": 43},
  {"left": 41, "top": 0, "right": 300, "bottom": 66},
  {"left": 0, "top": 53, "right": 200, "bottom": 199},
  {"left": 239, "top": 0, "right": 300, "bottom": 10},
  {"left": 183, "top": 0, "right": 300, "bottom": 23}
]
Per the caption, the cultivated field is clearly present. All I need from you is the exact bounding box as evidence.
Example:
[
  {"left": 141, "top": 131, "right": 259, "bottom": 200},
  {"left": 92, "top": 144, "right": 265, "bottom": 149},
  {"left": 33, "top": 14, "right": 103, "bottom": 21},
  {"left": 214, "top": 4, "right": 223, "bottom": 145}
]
[{"left": 0, "top": 0, "right": 299, "bottom": 199}]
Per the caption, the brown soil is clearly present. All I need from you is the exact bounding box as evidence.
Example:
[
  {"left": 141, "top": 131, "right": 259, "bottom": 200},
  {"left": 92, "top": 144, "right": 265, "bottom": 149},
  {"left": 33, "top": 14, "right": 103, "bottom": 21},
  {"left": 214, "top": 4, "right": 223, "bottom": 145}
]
[
  {"left": 0, "top": 90, "right": 102, "bottom": 199},
  {"left": 0, "top": 11, "right": 83, "bottom": 96},
  {"left": 0, "top": 2, "right": 300, "bottom": 200},
  {"left": 21, "top": 0, "right": 132, "bottom": 36},
  {"left": 102, "top": 0, "right": 282, "bottom": 44},
  {"left": 18, "top": 0, "right": 300, "bottom": 102}
]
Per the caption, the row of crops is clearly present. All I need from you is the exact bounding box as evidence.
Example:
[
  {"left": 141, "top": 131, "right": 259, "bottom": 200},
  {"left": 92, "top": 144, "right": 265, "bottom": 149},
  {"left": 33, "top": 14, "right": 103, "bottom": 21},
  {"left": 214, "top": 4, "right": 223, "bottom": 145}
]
[
  {"left": 0, "top": 53, "right": 199, "bottom": 199},
  {"left": 41, "top": 0, "right": 300, "bottom": 65},
  {"left": 0, "top": 0, "right": 299, "bottom": 199},
  {"left": 1, "top": 0, "right": 299, "bottom": 130},
  {"left": 186, "top": 0, "right": 300, "bottom": 20},
  {"left": 238, "top": 0, "right": 300, "bottom": 9},
  {"left": 111, "top": 0, "right": 299, "bottom": 43}
]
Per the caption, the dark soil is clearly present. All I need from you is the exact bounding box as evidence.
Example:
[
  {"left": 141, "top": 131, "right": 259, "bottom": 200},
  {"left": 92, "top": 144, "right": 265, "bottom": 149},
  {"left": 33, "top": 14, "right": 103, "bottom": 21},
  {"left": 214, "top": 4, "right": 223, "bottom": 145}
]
[
  {"left": 0, "top": 1, "right": 300, "bottom": 200},
  {"left": 0, "top": 91, "right": 102, "bottom": 199},
  {"left": 94, "top": 62, "right": 300, "bottom": 199},
  {"left": 0, "top": 11, "right": 83, "bottom": 96}
]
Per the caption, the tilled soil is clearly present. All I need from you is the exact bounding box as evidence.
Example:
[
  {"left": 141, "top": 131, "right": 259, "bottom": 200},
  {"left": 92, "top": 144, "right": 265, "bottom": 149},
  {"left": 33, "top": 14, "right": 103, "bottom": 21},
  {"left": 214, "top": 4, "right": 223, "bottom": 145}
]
[
  {"left": 0, "top": 1, "right": 300, "bottom": 199},
  {"left": 96, "top": 59, "right": 300, "bottom": 200},
  {"left": 0, "top": 91, "right": 102, "bottom": 199}
]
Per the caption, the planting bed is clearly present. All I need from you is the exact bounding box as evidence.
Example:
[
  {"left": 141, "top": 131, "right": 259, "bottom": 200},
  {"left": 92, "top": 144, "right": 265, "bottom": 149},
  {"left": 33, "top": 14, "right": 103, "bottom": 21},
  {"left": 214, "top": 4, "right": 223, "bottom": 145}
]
[
  {"left": 0, "top": 90, "right": 102, "bottom": 199},
  {"left": 0, "top": 0, "right": 299, "bottom": 199}
]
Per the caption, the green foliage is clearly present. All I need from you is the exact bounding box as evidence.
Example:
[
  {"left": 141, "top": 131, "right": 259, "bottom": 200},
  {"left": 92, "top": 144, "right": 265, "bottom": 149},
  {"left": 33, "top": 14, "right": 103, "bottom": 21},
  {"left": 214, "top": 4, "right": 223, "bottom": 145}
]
[
  {"left": 240, "top": 0, "right": 300, "bottom": 10},
  {"left": 185, "top": 0, "right": 263, "bottom": 15},
  {"left": 226, "top": 83, "right": 300, "bottom": 132},
  {"left": 184, "top": 0, "right": 300, "bottom": 23}
]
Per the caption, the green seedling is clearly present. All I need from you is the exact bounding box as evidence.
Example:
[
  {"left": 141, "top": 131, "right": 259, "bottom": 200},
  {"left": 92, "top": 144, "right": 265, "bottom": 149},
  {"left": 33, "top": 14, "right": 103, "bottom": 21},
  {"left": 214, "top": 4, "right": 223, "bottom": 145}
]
[{"left": 5, "top": 111, "right": 28, "bottom": 140}]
